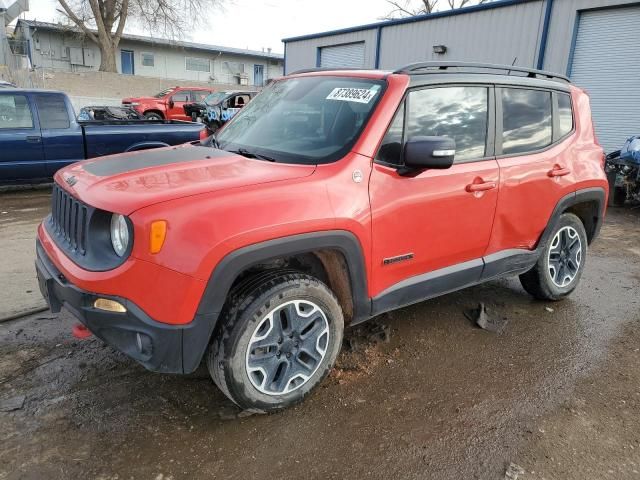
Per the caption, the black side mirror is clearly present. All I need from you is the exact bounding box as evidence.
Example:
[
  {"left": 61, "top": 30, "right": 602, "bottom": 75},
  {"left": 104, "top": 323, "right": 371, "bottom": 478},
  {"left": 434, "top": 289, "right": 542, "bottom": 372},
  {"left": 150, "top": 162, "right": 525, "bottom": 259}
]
[
  {"left": 403, "top": 136, "right": 455, "bottom": 172},
  {"left": 168, "top": 99, "right": 175, "bottom": 108}
]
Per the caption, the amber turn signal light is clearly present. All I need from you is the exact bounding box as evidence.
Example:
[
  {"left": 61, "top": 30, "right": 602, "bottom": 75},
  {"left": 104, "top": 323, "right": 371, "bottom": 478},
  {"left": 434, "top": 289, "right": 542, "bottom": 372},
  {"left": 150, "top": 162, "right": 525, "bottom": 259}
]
[
  {"left": 149, "top": 220, "right": 167, "bottom": 254},
  {"left": 93, "top": 298, "right": 127, "bottom": 313}
]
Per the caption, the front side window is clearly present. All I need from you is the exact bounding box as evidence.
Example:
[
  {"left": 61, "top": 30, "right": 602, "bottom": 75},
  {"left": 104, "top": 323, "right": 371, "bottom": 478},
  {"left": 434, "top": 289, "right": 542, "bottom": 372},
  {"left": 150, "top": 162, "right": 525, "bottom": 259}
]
[
  {"left": 0, "top": 94, "right": 34, "bottom": 129},
  {"left": 216, "top": 76, "right": 385, "bottom": 165},
  {"left": 557, "top": 93, "right": 573, "bottom": 138},
  {"left": 501, "top": 88, "right": 552, "bottom": 155},
  {"left": 406, "top": 86, "right": 488, "bottom": 162},
  {"left": 35, "top": 95, "right": 70, "bottom": 129}
]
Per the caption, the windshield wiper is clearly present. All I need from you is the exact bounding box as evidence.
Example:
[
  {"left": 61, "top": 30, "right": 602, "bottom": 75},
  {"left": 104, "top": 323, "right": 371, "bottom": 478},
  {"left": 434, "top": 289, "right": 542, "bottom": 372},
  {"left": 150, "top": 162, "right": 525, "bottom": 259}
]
[
  {"left": 200, "top": 134, "right": 219, "bottom": 148},
  {"left": 227, "top": 148, "right": 277, "bottom": 162}
]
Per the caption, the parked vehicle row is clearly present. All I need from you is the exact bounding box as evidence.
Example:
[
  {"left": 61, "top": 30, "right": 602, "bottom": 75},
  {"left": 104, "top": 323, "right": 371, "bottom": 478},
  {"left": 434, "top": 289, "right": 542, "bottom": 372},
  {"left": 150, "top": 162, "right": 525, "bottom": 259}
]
[
  {"left": 122, "top": 86, "right": 215, "bottom": 121},
  {"left": 35, "top": 63, "right": 607, "bottom": 413},
  {"left": 0, "top": 89, "right": 206, "bottom": 183}
]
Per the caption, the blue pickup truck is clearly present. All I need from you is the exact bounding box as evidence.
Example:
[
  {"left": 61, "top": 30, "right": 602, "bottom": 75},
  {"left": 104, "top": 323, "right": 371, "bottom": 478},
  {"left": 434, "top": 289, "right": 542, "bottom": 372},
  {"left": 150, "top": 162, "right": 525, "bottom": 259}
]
[{"left": 0, "top": 89, "right": 206, "bottom": 183}]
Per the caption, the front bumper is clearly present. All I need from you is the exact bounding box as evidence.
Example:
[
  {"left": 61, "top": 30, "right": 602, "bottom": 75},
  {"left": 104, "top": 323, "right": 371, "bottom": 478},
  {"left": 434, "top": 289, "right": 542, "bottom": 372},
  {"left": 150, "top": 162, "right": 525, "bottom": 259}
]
[{"left": 35, "top": 239, "right": 213, "bottom": 373}]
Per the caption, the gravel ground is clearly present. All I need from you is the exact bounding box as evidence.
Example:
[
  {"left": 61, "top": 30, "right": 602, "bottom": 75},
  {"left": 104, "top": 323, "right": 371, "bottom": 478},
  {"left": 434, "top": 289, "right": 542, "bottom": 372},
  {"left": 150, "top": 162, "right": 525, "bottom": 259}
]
[{"left": 1, "top": 190, "right": 639, "bottom": 480}]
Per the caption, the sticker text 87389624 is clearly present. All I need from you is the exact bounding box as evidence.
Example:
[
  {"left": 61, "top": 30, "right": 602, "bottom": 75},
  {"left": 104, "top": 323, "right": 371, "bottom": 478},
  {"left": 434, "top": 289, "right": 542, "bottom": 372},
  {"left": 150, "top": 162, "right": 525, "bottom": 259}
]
[{"left": 326, "top": 87, "right": 379, "bottom": 104}]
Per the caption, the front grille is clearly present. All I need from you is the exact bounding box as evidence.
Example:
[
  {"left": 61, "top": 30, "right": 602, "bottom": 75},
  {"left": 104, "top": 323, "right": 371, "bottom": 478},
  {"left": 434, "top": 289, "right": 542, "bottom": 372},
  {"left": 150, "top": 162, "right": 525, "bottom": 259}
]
[{"left": 50, "top": 183, "right": 89, "bottom": 255}]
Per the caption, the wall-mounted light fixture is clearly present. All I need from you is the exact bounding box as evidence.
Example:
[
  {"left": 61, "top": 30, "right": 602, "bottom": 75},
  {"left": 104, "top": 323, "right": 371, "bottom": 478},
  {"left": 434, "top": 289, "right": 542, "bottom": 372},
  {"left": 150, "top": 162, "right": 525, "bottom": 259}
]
[{"left": 433, "top": 45, "right": 447, "bottom": 54}]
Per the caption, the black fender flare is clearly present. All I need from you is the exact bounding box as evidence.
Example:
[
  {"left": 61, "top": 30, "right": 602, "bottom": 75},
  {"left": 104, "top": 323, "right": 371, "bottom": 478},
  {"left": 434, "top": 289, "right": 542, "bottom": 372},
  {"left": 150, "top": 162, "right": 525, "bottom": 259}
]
[
  {"left": 537, "top": 187, "right": 606, "bottom": 249},
  {"left": 181, "top": 230, "right": 370, "bottom": 373}
]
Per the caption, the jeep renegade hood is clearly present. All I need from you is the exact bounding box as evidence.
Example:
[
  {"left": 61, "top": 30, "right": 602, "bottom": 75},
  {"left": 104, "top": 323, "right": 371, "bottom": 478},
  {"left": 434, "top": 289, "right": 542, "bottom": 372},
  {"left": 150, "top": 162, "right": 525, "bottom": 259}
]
[{"left": 54, "top": 144, "right": 315, "bottom": 214}]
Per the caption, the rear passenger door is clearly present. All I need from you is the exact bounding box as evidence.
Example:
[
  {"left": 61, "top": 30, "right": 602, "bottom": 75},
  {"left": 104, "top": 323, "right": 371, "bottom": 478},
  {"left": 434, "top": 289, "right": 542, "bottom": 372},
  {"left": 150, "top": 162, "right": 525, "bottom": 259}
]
[
  {"left": 0, "top": 93, "right": 45, "bottom": 182},
  {"left": 486, "top": 87, "right": 576, "bottom": 255},
  {"left": 369, "top": 85, "right": 500, "bottom": 299},
  {"left": 35, "top": 94, "right": 85, "bottom": 176}
]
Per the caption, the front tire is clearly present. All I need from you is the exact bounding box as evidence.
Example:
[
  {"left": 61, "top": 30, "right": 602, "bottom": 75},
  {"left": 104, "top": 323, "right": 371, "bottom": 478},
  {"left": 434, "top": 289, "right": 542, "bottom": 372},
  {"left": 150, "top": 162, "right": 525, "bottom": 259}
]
[
  {"left": 207, "top": 272, "right": 344, "bottom": 412},
  {"left": 144, "top": 112, "right": 163, "bottom": 120},
  {"left": 520, "top": 213, "right": 588, "bottom": 301}
]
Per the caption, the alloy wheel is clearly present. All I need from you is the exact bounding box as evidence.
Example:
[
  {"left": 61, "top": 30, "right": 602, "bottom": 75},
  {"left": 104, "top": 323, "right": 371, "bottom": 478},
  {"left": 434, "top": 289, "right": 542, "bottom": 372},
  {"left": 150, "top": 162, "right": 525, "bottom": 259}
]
[
  {"left": 245, "top": 300, "right": 329, "bottom": 395},
  {"left": 547, "top": 226, "right": 582, "bottom": 288}
]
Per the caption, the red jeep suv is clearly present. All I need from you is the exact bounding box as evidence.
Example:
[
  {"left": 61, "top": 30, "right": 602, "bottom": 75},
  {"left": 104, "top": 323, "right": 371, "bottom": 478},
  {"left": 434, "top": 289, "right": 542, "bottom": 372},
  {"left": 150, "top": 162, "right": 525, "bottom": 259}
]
[{"left": 36, "top": 63, "right": 608, "bottom": 412}]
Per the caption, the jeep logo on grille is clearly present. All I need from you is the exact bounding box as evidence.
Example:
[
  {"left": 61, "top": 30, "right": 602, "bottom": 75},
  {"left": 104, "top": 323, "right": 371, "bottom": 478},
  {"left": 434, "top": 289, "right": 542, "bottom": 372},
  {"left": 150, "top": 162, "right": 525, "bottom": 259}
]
[{"left": 65, "top": 175, "right": 77, "bottom": 187}]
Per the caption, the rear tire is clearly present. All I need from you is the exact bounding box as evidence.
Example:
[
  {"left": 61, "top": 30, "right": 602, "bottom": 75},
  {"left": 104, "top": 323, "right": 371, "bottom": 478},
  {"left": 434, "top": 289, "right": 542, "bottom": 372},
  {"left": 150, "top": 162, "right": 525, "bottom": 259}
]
[
  {"left": 207, "top": 271, "right": 344, "bottom": 412},
  {"left": 519, "top": 213, "right": 588, "bottom": 301}
]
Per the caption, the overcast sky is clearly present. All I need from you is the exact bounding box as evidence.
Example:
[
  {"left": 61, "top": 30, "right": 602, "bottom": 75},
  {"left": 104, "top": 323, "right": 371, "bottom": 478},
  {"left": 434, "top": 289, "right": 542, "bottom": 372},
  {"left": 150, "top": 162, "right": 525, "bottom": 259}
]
[{"left": 17, "top": 0, "right": 411, "bottom": 54}]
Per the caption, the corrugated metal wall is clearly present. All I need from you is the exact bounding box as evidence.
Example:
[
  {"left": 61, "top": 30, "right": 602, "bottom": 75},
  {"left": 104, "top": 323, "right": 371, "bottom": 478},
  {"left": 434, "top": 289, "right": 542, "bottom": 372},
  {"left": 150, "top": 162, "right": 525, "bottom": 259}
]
[
  {"left": 567, "top": 5, "right": 640, "bottom": 151},
  {"left": 542, "top": 0, "right": 640, "bottom": 73},
  {"left": 284, "top": 29, "right": 378, "bottom": 74},
  {"left": 378, "top": 1, "right": 545, "bottom": 69},
  {"left": 284, "top": 1, "right": 547, "bottom": 73},
  {"left": 284, "top": 0, "right": 640, "bottom": 76}
]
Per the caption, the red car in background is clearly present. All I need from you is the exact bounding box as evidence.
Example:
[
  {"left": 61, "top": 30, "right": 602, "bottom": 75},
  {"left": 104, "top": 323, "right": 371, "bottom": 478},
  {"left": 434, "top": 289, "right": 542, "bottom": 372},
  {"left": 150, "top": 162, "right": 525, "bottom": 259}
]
[{"left": 122, "top": 86, "right": 215, "bottom": 121}]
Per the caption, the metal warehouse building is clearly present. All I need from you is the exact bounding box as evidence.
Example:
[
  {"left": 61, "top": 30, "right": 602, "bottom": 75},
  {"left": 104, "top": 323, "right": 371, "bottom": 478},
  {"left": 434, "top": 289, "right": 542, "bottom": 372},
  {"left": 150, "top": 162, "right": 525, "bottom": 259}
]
[{"left": 283, "top": 0, "right": 640, "bottom": 152}]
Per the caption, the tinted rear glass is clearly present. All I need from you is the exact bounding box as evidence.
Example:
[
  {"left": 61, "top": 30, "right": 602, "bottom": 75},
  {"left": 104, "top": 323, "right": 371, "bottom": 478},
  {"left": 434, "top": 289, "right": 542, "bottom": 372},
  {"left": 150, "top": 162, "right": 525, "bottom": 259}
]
[
  {"left": 501, "top": 88, "right": 552, "bottom": 155},
  {"left": 557, "top": 93, "right": 573, "bottom": 138}
]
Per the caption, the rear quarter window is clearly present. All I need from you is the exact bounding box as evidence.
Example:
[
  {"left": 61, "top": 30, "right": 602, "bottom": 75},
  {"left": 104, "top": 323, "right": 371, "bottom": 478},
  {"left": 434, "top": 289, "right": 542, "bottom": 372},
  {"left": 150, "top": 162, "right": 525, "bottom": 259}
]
[{"left": 557, "top": 93, "right": 574, "bottom": 138}]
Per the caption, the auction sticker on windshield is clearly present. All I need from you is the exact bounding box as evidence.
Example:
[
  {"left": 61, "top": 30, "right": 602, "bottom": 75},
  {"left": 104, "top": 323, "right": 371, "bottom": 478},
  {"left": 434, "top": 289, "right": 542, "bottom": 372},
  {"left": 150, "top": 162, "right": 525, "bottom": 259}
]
[{"left": 326, "top": 86, "right": 380, "bottom": 104}]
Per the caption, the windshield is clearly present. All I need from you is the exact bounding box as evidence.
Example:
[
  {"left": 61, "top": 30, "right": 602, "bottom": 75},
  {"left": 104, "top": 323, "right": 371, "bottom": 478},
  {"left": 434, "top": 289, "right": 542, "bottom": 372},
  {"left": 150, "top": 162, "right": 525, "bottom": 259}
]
[
  {"left": 216, "top": 76, "right": 385, "bottom": 164},
  {"left": 153, "top": 88, "right": 175, "bottom": 98},
  {"left": 204, "top": 92, "right": 229, "bottom": 106}
]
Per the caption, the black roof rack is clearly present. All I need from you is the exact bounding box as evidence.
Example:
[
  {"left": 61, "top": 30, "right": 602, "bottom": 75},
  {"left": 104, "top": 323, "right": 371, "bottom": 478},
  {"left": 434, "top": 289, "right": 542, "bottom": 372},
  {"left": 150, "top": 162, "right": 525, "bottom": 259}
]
[
  {"left": 289, "top": 67, "right": 373, "bottom": 75},
  {"left": 393, "top": 62, "right": 570, "bottom": 83}
]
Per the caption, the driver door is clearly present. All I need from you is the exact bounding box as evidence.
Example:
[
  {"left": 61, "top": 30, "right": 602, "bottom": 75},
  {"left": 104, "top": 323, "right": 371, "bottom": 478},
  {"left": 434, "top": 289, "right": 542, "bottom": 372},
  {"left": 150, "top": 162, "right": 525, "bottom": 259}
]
[
  {"left": 0, "top": 93, "right": 45, "bottom": 182},
  {"left": 369, "top": 85, "right": 500, "bottom": 304}
]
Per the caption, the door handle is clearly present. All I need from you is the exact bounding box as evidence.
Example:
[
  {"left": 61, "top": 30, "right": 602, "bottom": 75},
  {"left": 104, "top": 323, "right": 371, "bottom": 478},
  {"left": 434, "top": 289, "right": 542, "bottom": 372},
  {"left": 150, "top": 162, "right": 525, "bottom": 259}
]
[
  {"left": 548, "top": 166, "right": 571, "bottom": 177},
  {"left": 26, "top": 135, "right": 41, "bottom": 143},
  {"left": 466, "top": 181, "right": 497, "bottom": 193}
]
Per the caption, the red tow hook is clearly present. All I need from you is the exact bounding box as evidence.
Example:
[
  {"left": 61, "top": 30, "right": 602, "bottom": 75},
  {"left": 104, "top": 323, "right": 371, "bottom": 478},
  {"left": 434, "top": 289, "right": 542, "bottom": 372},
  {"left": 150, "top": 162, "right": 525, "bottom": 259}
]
[{"left": 72, "top": 323, "right": 92, "bottom": 339}]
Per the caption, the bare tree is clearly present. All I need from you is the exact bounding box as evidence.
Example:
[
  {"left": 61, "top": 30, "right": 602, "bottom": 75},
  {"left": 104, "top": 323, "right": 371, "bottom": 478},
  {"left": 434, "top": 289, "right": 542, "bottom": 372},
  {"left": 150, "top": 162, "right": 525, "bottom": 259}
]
[
  {"left": 56, "top": 0, "right": 225, "bottom": 72},
  {"left": 383, "top": 0, "right": 492, "bottom": 19}
]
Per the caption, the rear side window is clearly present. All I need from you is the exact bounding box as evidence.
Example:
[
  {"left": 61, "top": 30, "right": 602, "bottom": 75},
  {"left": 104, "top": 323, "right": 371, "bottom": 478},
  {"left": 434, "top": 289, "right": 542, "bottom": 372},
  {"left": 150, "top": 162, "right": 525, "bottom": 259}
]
[
  {"left": 171, "top": 91, "right": 190, "bottom": 103},
  {"left": 376, "top": 102, "right": 405, "bottom": 165},
  {"left": 501, "top": 88, "right": 552, "bottom": 155},
  {"left": 406, "top": 86, "right": 488, "bottom": 162},
  {"left": 0, "top": 95, "right": 34, "bottom": 129},
  {"left": 557, "top": 93, "right": 573, "bottom": 138},
  {"left": 35, "top": 95, "right": 70, "bottom": 129}
]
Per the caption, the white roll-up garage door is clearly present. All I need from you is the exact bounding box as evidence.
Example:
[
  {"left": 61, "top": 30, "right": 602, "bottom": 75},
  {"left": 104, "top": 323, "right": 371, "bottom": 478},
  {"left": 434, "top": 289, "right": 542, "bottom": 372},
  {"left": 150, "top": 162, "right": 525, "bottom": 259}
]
[
  {"left": 570, "top": 6, "right": 640, "bottom": 152},
  {"left": 320, "top": 42, "right": 365, "bottom": 69}
]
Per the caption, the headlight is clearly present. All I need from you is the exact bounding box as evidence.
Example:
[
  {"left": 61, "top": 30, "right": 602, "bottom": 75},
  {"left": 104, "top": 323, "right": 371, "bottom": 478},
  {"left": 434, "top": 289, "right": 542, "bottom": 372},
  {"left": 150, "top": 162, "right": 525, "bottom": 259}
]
[
  {"left": 110, "top": 214, "right": 130, "bottom": 257},
  {"left": 129, "top": 102, "right": 140, "bottom": 106}
]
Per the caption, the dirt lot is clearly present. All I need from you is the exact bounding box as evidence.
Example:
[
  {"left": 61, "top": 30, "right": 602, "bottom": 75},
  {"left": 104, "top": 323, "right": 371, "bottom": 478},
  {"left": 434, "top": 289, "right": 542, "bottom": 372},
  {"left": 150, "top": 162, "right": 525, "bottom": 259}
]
[{"left": 1, "top": 190, "right": 639, "bottom": 480}]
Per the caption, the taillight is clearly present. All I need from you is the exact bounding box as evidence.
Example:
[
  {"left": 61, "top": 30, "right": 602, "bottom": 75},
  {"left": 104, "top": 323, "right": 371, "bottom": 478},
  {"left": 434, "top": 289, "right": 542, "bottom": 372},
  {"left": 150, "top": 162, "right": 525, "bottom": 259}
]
[{"left": 199, "top": 128, "right": 209, "bottom": 141}]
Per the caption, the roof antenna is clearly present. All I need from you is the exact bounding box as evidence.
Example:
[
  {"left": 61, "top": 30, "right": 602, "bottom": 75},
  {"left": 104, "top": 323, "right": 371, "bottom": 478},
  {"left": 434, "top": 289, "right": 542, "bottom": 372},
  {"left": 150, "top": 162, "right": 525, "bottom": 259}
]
[{"left": 507, "top": 56, "right": 518, "bottom": 75}]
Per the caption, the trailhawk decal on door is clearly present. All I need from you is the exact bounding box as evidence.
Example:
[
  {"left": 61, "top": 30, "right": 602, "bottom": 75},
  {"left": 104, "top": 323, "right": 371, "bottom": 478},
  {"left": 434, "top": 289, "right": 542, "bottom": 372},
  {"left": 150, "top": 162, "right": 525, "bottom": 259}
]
[{"left": 326, "top": 86, "right": 380, "bottom": 104}]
